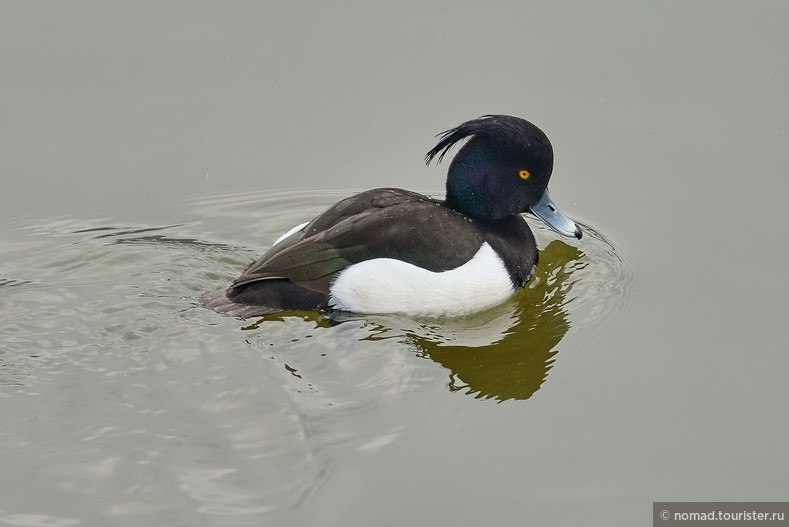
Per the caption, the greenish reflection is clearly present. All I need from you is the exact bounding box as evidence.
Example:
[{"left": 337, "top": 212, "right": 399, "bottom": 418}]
[{"left": 371, "top": 240, "right": 584, "bottom": 402}]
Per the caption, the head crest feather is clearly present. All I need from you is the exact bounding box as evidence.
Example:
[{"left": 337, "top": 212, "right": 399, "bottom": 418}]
[{"left": 425, "top": 114, "right": 545, "bottom": 166}]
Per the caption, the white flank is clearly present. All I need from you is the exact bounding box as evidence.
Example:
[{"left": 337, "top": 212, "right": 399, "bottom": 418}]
[
  {"left": 273, "top": 222, "right": 309, "bottom": 246},
  {"left": 329, "top": 242, "right": 516, "bottom": 317}
]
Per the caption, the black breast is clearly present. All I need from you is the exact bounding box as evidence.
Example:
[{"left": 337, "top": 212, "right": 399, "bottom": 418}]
[{"left": 479, "top": 215, "right": 538, "bottom": 288}]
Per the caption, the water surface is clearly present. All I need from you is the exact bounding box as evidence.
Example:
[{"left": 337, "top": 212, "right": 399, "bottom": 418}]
[
  {"left": 2, "top": 2, "right": 789, "bottom": 526},
  {"left": 1, "top": 190, "right": 627, "bottom": 525}
]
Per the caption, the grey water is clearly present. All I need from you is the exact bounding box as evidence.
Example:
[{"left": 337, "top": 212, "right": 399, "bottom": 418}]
[{"left": 2, "top": 3, "right": 788, "bottom": 526}]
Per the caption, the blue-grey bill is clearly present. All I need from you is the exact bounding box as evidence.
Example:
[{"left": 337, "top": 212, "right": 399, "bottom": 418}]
[{"left": 530, "top": 190, "right": 582, "bottom": 239}]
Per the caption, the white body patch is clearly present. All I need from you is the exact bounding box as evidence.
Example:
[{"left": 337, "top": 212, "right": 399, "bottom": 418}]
[{"left": 329, "top": 242, "right": 516, "bottom": 317}]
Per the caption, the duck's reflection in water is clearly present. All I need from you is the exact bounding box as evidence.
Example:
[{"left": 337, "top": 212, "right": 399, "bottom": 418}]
[{"left": 352, "top": 239, "right": 584, "bottom": 402}]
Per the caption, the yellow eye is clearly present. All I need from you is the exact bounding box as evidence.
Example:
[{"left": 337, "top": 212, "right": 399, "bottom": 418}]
[{"left": 519, "top": 170, "right": 530, "bottom": 180}]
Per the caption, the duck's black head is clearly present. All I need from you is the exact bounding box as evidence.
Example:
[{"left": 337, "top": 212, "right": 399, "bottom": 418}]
[{"left": 426, "top": 115, "right": 581, "bottom": 238}]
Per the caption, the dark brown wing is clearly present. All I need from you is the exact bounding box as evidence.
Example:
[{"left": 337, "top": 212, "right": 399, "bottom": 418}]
[{"left": 229, "top": 188, "right": 486, "bottom": 294}]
